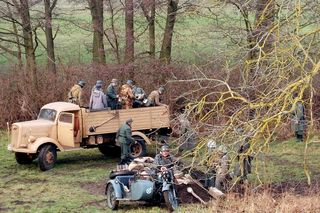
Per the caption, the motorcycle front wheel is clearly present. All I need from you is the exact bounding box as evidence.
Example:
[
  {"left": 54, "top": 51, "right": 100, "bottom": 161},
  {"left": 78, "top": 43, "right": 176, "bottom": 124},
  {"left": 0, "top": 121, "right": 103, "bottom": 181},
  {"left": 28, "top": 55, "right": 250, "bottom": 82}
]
[
  {"left": 163, "top": 189, "right": 178, "bottom": 212},
  {"left": 106, "top": 184, "right": 119, "bottom": 210}
]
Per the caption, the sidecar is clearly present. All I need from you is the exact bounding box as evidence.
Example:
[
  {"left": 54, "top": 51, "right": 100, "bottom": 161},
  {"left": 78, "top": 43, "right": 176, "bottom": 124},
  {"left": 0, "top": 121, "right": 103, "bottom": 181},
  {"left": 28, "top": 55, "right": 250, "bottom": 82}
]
[{"left": 105, "top": 170, "right": 156, "bottom": 210}]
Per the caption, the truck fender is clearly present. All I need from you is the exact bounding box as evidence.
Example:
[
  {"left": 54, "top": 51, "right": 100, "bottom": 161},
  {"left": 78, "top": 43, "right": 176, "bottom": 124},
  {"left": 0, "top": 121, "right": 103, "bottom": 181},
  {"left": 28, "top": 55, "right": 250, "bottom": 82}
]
[
  {"left": 132, "top": 131, "right": 151, "bottom": 145},
  {"left": 28, "top": 137, "right": 64, "bottom": 153},
  {"left": 106, "top": 180, "right": 123, "bottom": 198}
]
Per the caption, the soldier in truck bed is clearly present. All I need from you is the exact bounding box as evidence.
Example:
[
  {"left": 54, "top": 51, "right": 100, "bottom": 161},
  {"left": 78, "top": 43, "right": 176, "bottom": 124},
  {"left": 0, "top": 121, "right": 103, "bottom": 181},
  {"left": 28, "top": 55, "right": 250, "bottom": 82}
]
[
  {"left": 145, "top": 86, "right": 166, "bottom": 107},
  {"left": 68, "top": 80, "right": 86, "bottom": 106}
]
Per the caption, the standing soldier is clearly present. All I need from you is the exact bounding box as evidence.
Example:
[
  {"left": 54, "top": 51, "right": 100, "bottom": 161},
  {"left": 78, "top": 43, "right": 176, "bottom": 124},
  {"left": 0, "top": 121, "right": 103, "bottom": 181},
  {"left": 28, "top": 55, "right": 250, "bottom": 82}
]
[
  {"left": 119, "top": 80, "right": 135, "bottom": 109},
  {"left": 234, "top": 129, "right": 253, "bottom": 184},
  {"left": 146, "top": 86, "right": 166, "bottom": 107},
  {"left": 206, "top": 141, "right": 231, "bottom": 191},
  {"left": 89, "top": 83, "right": 108, "bottom": 110},
  {"left": 132, "top": 81, "right": 147, "bottom": 108},
  {"left": 291, "top": 93, "right": 306, "bottom": 142},
  {"left": 68, "top": 80, "right": 86, "bottom": 106},
  {"left": 106, "top": 79, "right": 119, "bottom": 110},
  {"left": 116, "top": 118, "right": 135, "bottom": 165}
]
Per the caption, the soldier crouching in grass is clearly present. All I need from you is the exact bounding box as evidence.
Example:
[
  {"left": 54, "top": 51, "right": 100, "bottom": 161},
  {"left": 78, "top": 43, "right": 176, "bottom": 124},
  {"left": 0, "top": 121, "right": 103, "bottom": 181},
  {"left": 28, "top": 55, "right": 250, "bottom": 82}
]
[{"left": 116, "top": 118, "right": 135, "bottom": 165}]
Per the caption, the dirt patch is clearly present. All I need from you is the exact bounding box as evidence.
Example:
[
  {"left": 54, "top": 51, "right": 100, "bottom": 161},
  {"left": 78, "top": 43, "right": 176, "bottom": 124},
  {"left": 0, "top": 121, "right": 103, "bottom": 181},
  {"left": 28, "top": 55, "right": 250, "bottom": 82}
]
[
  {"left": 11, "top": 200, "right": 33, "bottom": 205},
  {"left": 0, "top": 203, "right": 11, "bottom": 212},
  {"left": 80, "top": 180, "right": 106, "bottom": 196},
  {"left": 176, "top": 183, "right": 212, "bottom": 204},
  {"left": 268, "top": 180, "right": 320, "bottom": 196}
]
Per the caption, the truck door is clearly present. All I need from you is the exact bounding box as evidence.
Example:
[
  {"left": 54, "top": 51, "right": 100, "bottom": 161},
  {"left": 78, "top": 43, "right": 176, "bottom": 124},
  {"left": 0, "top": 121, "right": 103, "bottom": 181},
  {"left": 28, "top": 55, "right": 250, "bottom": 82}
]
[{"left": 58, "top": 112, "right": 75, "bottom": 147}]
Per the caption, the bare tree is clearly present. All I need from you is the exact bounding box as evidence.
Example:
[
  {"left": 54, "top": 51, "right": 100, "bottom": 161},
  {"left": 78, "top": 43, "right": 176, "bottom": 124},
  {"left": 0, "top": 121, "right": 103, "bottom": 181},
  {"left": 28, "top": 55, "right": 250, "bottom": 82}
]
[
  {"left": 140, "top": 0, "right": 155, "bottom": 57},
  {"left": 44, "top": 0, "right": 57, "bottom": 73},
  {"left": 159, "top": 0, "right": 178, "bottom": 63},
  {"left": 11, "top": 0, "right": 37, "bottom": 86},
  {"left": 88, "top": 0, "right": 106, "bottom": 64},
  {"left": 104, "top": 0, "right": 120, "bottom": 64}
]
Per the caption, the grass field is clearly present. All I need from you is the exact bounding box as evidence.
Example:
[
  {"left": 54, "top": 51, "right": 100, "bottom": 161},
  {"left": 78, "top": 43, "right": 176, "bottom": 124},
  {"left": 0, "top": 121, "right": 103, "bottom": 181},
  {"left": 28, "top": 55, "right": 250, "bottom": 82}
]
[{"left": 1, "top": 130, "right": 320, "bottom": 212}]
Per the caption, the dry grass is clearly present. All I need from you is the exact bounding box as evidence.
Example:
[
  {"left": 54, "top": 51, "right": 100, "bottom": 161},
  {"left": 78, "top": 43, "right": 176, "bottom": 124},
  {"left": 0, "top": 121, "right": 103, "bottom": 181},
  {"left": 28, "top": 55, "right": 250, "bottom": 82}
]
[{"left": 206, "top": 191, "right": 320, "bottom": 213}]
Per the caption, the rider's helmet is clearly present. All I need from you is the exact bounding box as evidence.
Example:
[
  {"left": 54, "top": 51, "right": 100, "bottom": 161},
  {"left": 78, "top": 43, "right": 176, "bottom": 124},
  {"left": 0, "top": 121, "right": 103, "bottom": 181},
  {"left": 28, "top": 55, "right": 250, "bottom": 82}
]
[{"left": 161, "top": 145, "right": 170, "bottom": 152}]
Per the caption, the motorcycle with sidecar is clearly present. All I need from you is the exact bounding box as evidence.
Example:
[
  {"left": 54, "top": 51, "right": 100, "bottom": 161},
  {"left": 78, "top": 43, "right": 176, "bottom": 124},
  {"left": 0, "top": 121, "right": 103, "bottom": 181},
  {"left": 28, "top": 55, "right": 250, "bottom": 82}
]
[{"left": 105, "top": 168, "right": 179, "bottom": 211}]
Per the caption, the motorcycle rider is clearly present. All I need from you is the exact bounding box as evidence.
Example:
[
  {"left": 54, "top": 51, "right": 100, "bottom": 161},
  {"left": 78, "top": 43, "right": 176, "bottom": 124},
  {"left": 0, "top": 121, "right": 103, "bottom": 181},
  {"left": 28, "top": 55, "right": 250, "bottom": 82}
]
[{"left": 154, "top": 145, "right": 175, "bottom": 172}]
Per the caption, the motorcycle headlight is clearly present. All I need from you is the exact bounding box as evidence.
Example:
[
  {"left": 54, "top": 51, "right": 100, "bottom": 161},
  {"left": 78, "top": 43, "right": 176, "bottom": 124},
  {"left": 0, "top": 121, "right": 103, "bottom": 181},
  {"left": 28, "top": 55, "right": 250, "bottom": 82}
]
[{"left": 28, "top": 136, "right": 36, "bottom": 143}]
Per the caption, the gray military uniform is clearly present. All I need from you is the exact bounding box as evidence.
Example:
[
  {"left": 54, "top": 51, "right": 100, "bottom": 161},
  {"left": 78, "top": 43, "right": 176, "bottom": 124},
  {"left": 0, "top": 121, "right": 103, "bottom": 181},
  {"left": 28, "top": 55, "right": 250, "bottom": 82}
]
[{"left": 116, "top": 123, "right": 134, "bottom": 164}]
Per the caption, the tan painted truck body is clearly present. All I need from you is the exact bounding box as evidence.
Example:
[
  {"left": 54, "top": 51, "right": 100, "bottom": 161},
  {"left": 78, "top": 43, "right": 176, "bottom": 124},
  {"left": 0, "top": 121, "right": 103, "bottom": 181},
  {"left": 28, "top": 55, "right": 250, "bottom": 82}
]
[{"left": 8, "top": 102, "right": 170, "bottom": 170}]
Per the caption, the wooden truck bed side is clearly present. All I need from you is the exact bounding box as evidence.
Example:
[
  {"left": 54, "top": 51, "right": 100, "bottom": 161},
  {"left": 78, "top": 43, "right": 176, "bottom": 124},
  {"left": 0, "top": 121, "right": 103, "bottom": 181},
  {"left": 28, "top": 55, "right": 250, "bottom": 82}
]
[{"left": 81, "top": 106, "right": 170, "bottom": 137}]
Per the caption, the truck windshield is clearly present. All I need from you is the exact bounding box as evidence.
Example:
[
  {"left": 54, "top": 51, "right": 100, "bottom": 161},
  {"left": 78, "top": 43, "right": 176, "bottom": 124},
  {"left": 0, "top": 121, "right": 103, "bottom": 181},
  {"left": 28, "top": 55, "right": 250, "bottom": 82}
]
[{"left": 38, "top": 109, "right": 57, "bottom": 121}]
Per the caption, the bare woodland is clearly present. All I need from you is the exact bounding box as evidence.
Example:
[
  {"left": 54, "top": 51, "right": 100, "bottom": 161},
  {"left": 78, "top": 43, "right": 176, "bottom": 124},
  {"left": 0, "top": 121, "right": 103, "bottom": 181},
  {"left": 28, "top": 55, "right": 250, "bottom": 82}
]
[{"left": 0, "top": 0, "right": 320, "bottom": 191}]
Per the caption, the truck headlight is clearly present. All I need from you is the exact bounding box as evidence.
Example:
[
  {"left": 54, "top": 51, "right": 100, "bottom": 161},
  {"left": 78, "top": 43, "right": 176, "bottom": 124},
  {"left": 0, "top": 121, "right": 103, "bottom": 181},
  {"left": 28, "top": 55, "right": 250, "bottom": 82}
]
[{"left": 28, "top": 136, "right": 36, "bottom": 143}]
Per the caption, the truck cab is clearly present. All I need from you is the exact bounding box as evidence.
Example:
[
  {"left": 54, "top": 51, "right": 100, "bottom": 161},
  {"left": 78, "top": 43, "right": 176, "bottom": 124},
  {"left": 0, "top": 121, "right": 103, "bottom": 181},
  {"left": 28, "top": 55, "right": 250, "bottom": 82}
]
[{"left": 8, "top": 102, "right": 82, "bottom": 170}]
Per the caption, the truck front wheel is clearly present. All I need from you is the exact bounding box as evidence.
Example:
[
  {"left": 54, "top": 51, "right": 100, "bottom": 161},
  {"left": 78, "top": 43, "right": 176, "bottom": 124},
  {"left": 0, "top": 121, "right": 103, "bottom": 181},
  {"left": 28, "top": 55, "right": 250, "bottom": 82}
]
[
  {"left": 15, "top": 153, "right": 35, "bottom": 164},
  {"left": 129, "top": 136, "right": 147, "bottom": 158},
  {"left": 38, "top": 144, "right": 57, "bottom": 171}
]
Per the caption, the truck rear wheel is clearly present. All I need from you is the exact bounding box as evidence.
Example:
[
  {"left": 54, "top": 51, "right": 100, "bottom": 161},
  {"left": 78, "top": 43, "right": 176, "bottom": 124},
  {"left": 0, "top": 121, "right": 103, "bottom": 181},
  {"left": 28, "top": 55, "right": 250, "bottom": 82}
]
[
  {"left": 38, "top": 144, "right": 57, "bottom": 171},
  {"left": 15, "top": 153, "right": 35, "bottom": 164},
  {"left": 129, "top": 136, "right": 147, "bottom": 158}
]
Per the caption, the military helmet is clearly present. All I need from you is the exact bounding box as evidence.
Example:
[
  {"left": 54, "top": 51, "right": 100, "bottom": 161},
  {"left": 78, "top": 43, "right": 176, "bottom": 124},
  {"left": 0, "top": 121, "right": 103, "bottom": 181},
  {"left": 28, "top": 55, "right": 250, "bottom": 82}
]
[
  {"left": 161, "top": 145, "right": 170, "bottom": 152},
  {"left": 127, "top": 80, "right": 134, "bottom": 86},
  {"left": 126, "top": 118, "right": 133, "bottom": 124},
  {"left": 78, "top": 80, "right": 86, "bottom": 87},
  {"left": 159, "top": 86, "right": 165, "bottom": 93},
  {"left": 207, "top": 140, "right": 217, "bottom": 150},
  {"left": 96, "top": 80, "right": 103, "bottom": 85}
]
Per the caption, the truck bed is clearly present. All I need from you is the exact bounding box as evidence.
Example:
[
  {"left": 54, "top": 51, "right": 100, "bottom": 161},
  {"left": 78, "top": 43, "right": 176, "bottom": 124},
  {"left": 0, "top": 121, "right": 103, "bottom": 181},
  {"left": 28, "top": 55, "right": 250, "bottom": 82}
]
[{"left": 81, "top": 106, "right": 170, "bottom": 137}]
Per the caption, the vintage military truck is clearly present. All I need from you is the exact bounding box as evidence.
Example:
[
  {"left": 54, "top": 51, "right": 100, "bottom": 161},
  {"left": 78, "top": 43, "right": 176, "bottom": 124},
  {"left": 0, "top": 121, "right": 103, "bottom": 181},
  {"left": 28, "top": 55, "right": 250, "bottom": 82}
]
[{"left": 7, "top": 102, "right": 171, "bottom": 171}]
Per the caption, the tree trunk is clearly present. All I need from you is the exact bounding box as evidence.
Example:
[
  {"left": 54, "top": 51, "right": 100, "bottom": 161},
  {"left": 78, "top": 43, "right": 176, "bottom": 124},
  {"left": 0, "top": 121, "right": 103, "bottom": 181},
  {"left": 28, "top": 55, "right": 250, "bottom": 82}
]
[
  {"left": 19, "top": 0, "right": 37, "bottom": 87},
  {"left": 44, "top": 0, "right": 56, "bottom": 73},
  {"left": 149, "top": 0, "right": 155, "bottom": 58},
  {"left": 140, "top": 0, "right": 156, "bottom": 57},
  {"left": 159, "top": 0, "right": 178, "bottom": 64},
  {"left": 125, "top": 0, "right": 134, "bottom": 64},
  {"left": 88, "top": 0, "right": 106, "bottom": 64}
]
